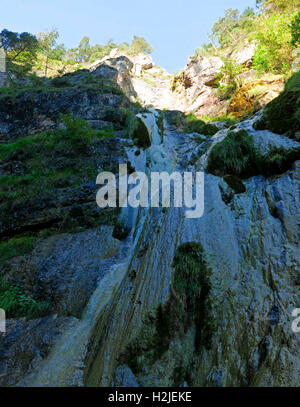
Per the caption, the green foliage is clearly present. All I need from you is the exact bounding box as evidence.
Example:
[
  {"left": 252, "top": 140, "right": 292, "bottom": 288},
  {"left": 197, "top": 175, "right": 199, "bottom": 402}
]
[
  {"left": 260, "top": 0, "right": 300, "bottom": 11},
  {"left": 215, "top": 58, "right": 243, "bottom": 100},
  {"left": 172, "top": 242, "right": 213, "bottom": 349},
  {"left": 0, "top": 280, "right": 51, "bottom": 319},
  {"left": 207, "top": 128, "right": 300, "bottom": 179},
  {"left": 0, "top": 237, "right": 35, "bottom": 263},
  {"left": 262, "top": 147, "right": 300, "bottom": 175},
  {"left": 0, "top": 29, "right": 39, "bottom": 68},
  {"left": 200, "top": 114, "right": 239, "bottom": 126},
  {"left": 36, "top": 29, "right": 66, "bottom": 76},
  {"left": 291, "top": 11, "right": 300, "bottom": 47},
  {"left": 199, "top": 1, "right": 299, "bottom": 78},
  {"left": 212, "top": 8, "right": 240, "bottom": 47},
  {"left": 0, "top": 238, "right": 50, "bottom": 320},
  {"left": 207, "top": 130, "right": 259, "bottom": 178},
  {"left": 0, "top": 26, "right": 153, "bottom": 81},
  {"left": 253, "top": 13, "right": 293, "bottom": 74},
  {"left": 123, "top": 112, "right": 151, "bottom": 148},
  {"left": 195, "top": 43, "right": 216, "bottom": 57},
  {"left": 68, "top": 35, "right": 152, "bottom": 64},
  {"left": 0, "top": 116, "right": 115, "bottom": 208},
  {"left": 223, "top": 175, "right": 246, "bottom": 194},
  {"left": 128, "top": 35, "right": 153, "bottom": 55},
  {"left": 184, "top": 114, "right": 219, "bottom": 136},
  {"left": 0, "top": 114, "right": 115, "bottom": 162},
  {"left": 254, "top": 72, "right": 300, "bottom": 135}
]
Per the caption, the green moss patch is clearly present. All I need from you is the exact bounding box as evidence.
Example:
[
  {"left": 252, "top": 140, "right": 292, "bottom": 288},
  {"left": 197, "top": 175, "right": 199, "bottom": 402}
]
[
  {"left": 223, "top": 175, "right": 246, "bottom": 194},
  {"left": 184, "top": 114, "right": 219, "bottom": 137},
  {"left": 207, "top": 130, "right": 258, "bottom": 178},
  {"left": 172, "top": 242, "right": 214, "bottom": 350},
  {"left": 0, "top": 280, "right": 51, "bottom": 319},
  {"left": 0, "top": 236, "right": 35, "bottom": 263},
  {"left": 123, "top": 112, "right": 151, "bottom": 148},
  {"left": 254, "top": 72, "right": 300, "bottom": 136},
  {"left": 207, "top": 129, "right": 300, "bottom": 179}
]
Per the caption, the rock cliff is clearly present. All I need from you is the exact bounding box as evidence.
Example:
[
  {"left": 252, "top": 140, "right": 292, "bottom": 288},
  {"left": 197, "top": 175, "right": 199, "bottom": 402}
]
[{"left": 0, "top": 51, "right": 299, "bottom": 387}]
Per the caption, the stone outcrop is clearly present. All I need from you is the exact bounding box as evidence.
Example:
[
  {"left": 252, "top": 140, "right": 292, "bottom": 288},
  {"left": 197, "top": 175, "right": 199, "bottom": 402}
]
[
  {"left": 84, "top": 46, "right": 281, "bottom": 118},
  {"left": 0, "top": 72, "right": 130, "bottom": 142},
  {"left": 179, "top": 55, "right": 225, "bottom": 116},
  {"left": 90, "top": 55, "right": 137, "bottom": 99},
  {"left": 230, "top": 42, "right": 256, "bottom": 67}
]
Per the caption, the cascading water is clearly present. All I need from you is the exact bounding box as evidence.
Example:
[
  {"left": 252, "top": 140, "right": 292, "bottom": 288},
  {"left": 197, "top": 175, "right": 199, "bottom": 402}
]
[
  {"left": 19, "top": 110, "right": 300, "bottom": 387},
  {"left": 21, "top": 109, "right": 180, "bottom": 386}
]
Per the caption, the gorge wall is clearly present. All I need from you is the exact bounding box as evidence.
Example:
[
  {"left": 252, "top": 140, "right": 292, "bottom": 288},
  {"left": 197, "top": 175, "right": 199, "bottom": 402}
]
[{"left": 0, "top": 50, "right": 299, "bottom": 387}]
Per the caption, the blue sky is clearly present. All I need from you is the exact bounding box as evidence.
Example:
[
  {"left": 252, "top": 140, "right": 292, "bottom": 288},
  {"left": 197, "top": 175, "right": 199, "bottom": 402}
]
[{"left": 2, "top": 0, "right": 256, "bottom": 72}]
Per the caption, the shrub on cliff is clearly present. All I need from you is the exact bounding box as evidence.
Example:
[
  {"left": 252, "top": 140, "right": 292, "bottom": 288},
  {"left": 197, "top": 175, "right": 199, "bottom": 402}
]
[
  {"left": 0, "top": 280, "right": 51, "bottom": 319},
  {"left": 207, "top": 130, "right": 258, "bottom": 178},
  {"left": 254, "top": 72, "right": 300, "bottom": 136},
  {"left": 207, "top": 129, "right": 300, "bottom": 179},
  {"left": 184, "top": 115, "right": 219, "bottom": 136},
  {"left": 123, "top": 112, "right": 151, "bottom": 148}
]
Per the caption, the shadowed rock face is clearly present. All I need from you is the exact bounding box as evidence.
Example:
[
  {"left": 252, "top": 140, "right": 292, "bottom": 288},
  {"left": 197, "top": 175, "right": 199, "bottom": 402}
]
[
  {"left": 0, "top": 86, "right": 129, "bottom": 142},
  {"left": 0, "top": 57, "right": 299, "bottom": 387}
]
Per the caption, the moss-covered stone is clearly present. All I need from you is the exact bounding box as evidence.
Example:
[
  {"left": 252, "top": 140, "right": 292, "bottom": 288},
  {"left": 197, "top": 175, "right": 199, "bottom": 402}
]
[
  {"left": 184, "top": 114, "right": 219, "bottom": 136},
  {"left": 223, "top": 175, "right": 246, "bottom": 194},
  {"left": 172, "top": 242, "right": 214, "bottom": 350},
  {"left": 254, "top": 72, "right": 300, "bottom": 136},
  {"left": 123, "top": 113, "right": 151, "bottom": 148},
  {"left": 207, "top": 129, "right": 300, "bottom": 179},
  {"left": 206, "top": 130, "right": 259, "bottom": 178}
]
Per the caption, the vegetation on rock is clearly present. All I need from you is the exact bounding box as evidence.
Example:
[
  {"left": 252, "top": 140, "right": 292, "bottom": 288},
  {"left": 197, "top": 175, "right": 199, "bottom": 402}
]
[
  {"left": 207, "top": 129, "right": 300, "bottom": 179},
  {"left": 184, "top": 114, "right": 219, "bottom": 136},
  {"left": 254, "top": 72, "right": 300, "bottom": 136}
]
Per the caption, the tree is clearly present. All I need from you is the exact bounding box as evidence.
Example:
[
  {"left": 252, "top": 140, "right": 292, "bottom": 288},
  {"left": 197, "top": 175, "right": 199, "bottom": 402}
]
[
  {"left": 0, "top": 29, "right": 39, "bottom": 64},
  {"left": 37, "top": 29, "right": 66, "bottom": 76},
  {"left": 257, "top": 0, "right": 300, "bottom": 11},
  {"left": 129, "top": 36, "right": 153, "bottom": 55},
  {"left": 291, "top": 11, "right": 300, "bottom": 47},
  {"left": 77, "top": 36, "right": 91, "bottom": 62},
  {"left": 212, "top": 9, "right": 240, "bottom": 46},
  {"left": 253, "top": 12, "right": 294, "bottom": 73}
]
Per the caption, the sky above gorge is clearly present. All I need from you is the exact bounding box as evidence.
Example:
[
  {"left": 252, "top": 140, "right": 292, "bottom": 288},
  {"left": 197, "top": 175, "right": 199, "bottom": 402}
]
[{"left": 2, "top": 0, "right": 257, "bottom": 72}]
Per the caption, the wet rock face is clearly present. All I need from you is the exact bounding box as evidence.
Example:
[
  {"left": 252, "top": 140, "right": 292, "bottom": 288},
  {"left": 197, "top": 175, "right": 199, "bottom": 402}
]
[
  {"left": 0, "top": 315, "right": 78, "bottom": 387},
  {"left": 6, "top": 227, "right": 122, "bottom": 317},
  {"left": 0, "top": 52, "right": 300, "bottom": 388},
  {"left": 82, "top": 117, "right": 300, "bottom": 387}
]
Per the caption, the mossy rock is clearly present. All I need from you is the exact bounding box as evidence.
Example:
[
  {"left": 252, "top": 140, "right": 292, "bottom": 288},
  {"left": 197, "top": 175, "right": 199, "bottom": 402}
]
[
  {"left": 172, "top": 242, "right": 214, "bottom": 350},
  {"left": 260, "top": 147, "right": 300, "bottom": 177},
  {"left": 133, "top": 118, "right": 151, "bottom": 148},
  {"left": 124, "top": 114, "right": 151, "bottom": 148},
  {"left": 184, "top": 115, "right": 219, "bottom": 136},
  {"left": 206, "top": 130, "right": 259, "bottom": 178},
  {"left": 207, "top": 128, "right": 300, "bottom": 179},
  {"left": 223, "top": 175, "right": 246, "bottom": 194},
  {"left": 254, "top": 72, "right": 300, "bottom": 136}
]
